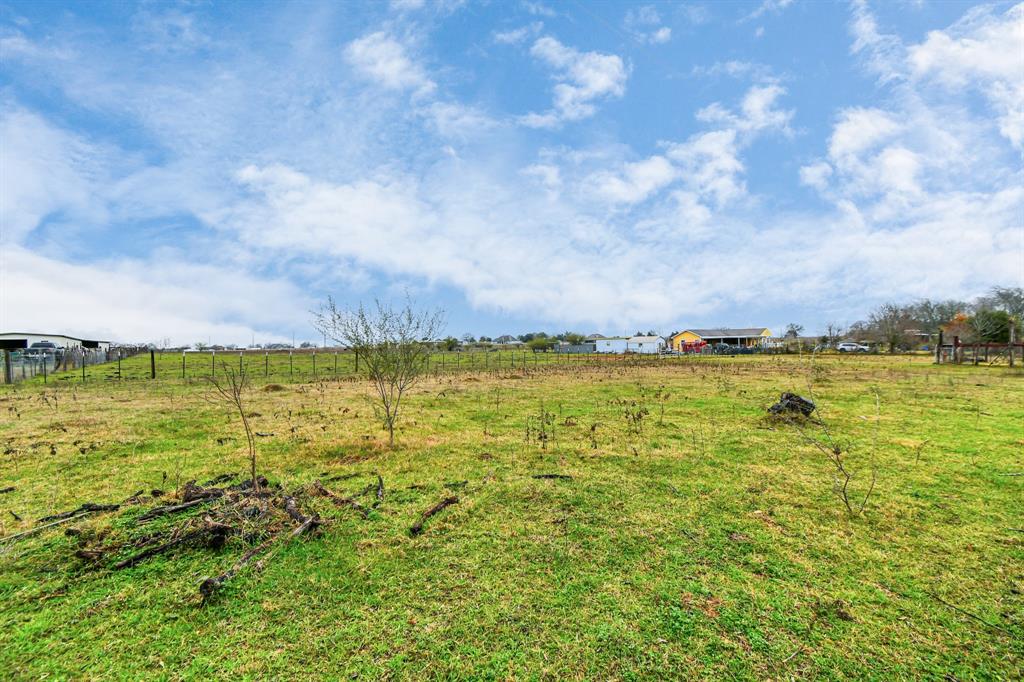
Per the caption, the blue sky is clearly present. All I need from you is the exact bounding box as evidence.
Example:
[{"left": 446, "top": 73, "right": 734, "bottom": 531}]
[{"left": 1, "top": 0, "right": 1021, "bottom": 345}]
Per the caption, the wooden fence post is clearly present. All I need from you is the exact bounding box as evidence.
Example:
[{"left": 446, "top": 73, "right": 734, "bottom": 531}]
[
  {"left": 935, "top": 330, "right": 943, "bottom": 364},
  {"left": 150, "top": 349, "right": 156, "bottom": 379},
  {"left": 1010, "top": 324, "right": 1016, "bottom": 368}
]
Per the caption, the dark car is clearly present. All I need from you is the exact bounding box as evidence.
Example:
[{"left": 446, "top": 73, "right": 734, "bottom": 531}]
[{"left": 24, "top": 341, "right": 62, "bottom": 358}]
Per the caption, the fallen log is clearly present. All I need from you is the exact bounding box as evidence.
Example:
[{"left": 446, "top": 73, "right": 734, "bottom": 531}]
[
  {"left": 114, "top": 529, "right": 205, "bottom": 569},
  {"left": 531, "top": 474, "right": 573, "bottom": 481},
  {"left": 409, "top": 496, "right": 459, "bottom": 537},
  {"left": 311, "top": 481, "right": 369, "bottom": 518},
  {"left": 136, "top": 498, "right": 214, "bottom": 523},
  {"left": 0, "top": 512, "right": 90, "bottom": 545},
  {"left": 38, "top": 503, "right": 119, "bottom": 523}
]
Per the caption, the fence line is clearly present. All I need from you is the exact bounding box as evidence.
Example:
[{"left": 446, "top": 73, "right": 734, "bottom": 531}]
[{"left": 1, "top": 347, "right": 148, "bottom": 384}]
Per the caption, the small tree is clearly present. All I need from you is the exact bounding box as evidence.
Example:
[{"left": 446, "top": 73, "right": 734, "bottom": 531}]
[
  {"left": 440, "top": 336, "right": 460, "bottom": 351},
  {"left": 207, "top": 364, "right": 259, "bottom": 493},
  {"left": 527, "top": 337, "right": 554, "bottom": 352},
  {"left": 314, "top": 296, "right": 444, "bottom": 446},
  {"left": 785, "top": 323, "right": 804, "bottom": 339},
  {"left": 565, "top": 332, "right": 585, "bottom": 345},
  {"left": 823, "top": 322, "right": 844, "bottom": 347}
]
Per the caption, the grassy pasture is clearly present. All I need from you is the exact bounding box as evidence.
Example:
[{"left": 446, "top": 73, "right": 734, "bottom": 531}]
[{"left": 0, "top": 355, "right": 1021, "bottom": 679}]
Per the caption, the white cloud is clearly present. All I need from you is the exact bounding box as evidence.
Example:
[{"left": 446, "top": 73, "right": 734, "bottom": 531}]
[
  {"left": 493, "top": 22, "right": 543, "bottom": 45},
  {"left": 695, "top": 84, "right": 792, "bottom": 134},
  {"left": 589, "top": 155, "right": 676, "bottom": 205},
  {"left": 907, "top": 2, "right": 1024, "bottom": 148},
  {"left": 0, "top": 245, "right": 306, "bottom": 346},
  {"left": 0, "top": 107, "right": 107, "bottom": 243},
  {"left": 522, "top": 1, "right": 556, "bottom": 18},
  {"left": 742, "top": 0, "right": 794, "bottom": 22},
  {"left": 521, "top": 37, "right": 628, "bottom": 127},
  {"left": 624, "top": 6, "right": 673, "bottom": 44},
  {"left": 344, "top": 31, "right": 436, "bottom": 95},
  {"left": 799, "top": 161, "right": 832, "bottom": 191}
]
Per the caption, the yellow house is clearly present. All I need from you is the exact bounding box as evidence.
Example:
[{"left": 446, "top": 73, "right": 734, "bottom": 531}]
[{"left": 669, "top": 328, "right": 773, "bottom": 351}]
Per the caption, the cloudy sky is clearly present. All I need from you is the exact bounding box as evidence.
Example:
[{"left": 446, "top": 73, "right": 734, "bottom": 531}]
[{"left": 1, "top": 0, "right": 1021, "bottom": 345}]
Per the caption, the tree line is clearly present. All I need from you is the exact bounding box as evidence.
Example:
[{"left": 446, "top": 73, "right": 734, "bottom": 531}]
[{"left": 817, "top": 286, "right": 1022, "bottom": 353}]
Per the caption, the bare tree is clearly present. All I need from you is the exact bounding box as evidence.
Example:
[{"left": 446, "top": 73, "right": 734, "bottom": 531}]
[
  {"left": 823, "top": 322, "right": 844, "bottom": 347},
  {"left": 868, "top": 302, "right": 913, "bottom": 353},
  {"left": 207, "top": 364, "right": 259, "bottom": 493},
  {"left": 313, "top": 296, "right": 444, "bottom": 446}
]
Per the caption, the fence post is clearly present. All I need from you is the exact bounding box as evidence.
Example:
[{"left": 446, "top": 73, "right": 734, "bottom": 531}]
[
  {"left": 1010, "top": 324, "right": 1016, "bottom": 368},
  {"left": 935, "top": 330, "right": 943, "bottom": 364},
  {"left": 265, "top": 352, "right": 269, "bottom": 377},
  {"left": 212, "top": 350, "right": 216, "bottom": 377},
  {"left": 355, "top": 350, "right": 359, "bottom": 373},
  {"left": 239, "top": 351, "right": 243, "bottom": 374},
  {"left": 182, "top": 350, "right": 186, "bottom": 379},
  {"left": 2, "top": 350, "right": 10, "bottom": 385},
  {"left": 334, "top": 352, "right": 338, "bottom": 375},
  {"left": 117, "top": 350, "right": 122, "bottom": 380},
  {"left": 313, "top": 351, "right": 317, "bottom": 379},
  {"left": 81, "top": 350, "right": 86, "bottom": 382},
  {"left": 289, "top": 350, "right": 293, "bottom": 379}
]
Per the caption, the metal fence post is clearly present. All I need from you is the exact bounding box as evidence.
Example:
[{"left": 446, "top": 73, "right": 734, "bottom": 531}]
[{"left": 151, "top": 349, "right": 156, "bottom": 379}]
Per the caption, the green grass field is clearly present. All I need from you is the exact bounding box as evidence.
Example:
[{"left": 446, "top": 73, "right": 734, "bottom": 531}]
[{"left": 1, "top": 355, "right": 1021, "bottom": 679}]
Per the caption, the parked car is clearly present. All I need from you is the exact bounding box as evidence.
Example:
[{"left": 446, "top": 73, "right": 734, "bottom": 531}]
[
  {"left": 24, "top": 341, "right": 62, "bottom": 358},
  {"left": 836, "top": 342, "right": 870, "bottom": 353}
]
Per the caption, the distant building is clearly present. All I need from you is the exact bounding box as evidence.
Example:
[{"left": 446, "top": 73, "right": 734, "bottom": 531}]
[
  {"left": 627, "top": 335, "right": 665, "bottom": 354},
  {"left": 668, "top": 328, "right": 772, "bottom": 351},
  {"left": 494, "top": 335, "right": 518, "bottom": 345},
  {"left": 0, "top": 332, "right": 111, "bottom": 352},
  {"left": 594, "top": 337, "right": 629, "bottom": 353}
]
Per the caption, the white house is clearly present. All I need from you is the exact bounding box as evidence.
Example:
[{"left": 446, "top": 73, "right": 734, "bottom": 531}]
[
  {"left": 594, "top": 337, "right": 629, "bottom": 353},
  {"left": 0, "top": 332, "right": 111, "bottom": 352},
  {"left": 627, "top": 335, "right": 665, "bottom": 354}
]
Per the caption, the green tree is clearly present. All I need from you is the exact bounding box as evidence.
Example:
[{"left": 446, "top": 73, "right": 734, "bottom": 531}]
[
  {"left": 969, "top": 309, "right": 1013, "bottom": 343},
  {"left": 527, "top": 337, "right": 554, "bottom": 352}
]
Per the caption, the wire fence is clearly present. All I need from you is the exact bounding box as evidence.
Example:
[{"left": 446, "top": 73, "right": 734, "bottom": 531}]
[
  {"left": 1, "top": 347, "right": 147, "bottom": 384},
  {"left": 5, "top": 343, "right": 960, "bottom": 386},
  {"left": 6, "top": 348, "right": 732, "bottom": 384}
]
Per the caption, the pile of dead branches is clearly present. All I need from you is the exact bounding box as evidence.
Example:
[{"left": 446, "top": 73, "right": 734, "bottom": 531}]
[{"left": 3, "top": 471, "right": 385, "bottom": 602}]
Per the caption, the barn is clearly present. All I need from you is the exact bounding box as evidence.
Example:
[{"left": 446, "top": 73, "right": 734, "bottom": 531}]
[{"left": 0, "top": 332, "right": 112, "bottom": 352}]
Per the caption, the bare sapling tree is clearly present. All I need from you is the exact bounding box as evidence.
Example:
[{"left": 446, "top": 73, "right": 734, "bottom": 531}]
[
  {"left": 207, "top": 363, "right": 259, "bottom": 493},
  {"left": 314, "top": 296, "right": 444, "bottom": 446},
  {"left": 787, "top": 354, "right": 879, "bottom": 517}
]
